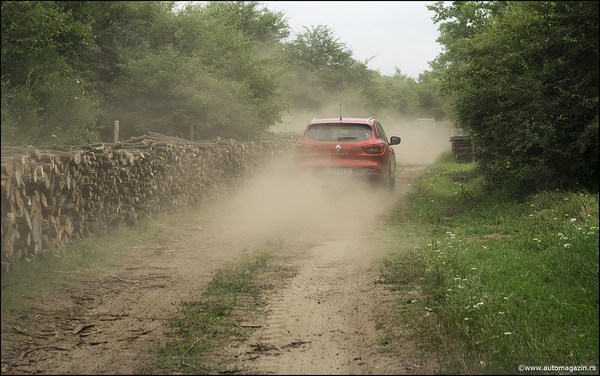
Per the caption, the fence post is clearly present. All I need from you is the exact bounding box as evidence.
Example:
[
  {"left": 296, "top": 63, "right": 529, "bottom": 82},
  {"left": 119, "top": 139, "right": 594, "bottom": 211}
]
[{"left": 114, "top": 120, "right": 120, "bottom": 143}]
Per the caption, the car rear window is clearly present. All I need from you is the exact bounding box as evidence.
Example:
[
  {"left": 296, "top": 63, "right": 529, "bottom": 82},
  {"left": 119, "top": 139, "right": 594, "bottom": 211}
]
[{"left": 306, "top": 124, "right": 372, "bottom": 142}]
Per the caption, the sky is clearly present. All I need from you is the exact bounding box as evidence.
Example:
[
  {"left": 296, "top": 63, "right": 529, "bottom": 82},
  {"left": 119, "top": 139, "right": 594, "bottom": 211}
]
[{"left": 261, "top": 1, "right": 444, "bottom": 78}]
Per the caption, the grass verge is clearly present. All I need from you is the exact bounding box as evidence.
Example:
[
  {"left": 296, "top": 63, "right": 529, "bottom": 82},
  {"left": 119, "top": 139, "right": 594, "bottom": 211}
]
[
  {"left": 144, "top": 243, "right": 279, "bottom": 375},
  {"left": 379, "top": 153, "right": 599, "bottom": 374}
]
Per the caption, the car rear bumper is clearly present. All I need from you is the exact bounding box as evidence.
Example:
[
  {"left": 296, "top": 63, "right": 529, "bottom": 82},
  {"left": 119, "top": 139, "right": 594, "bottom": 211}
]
[
  {"left": 293, "top": 156, "right": 391, "bottom": 186},
  {"left": 294, "top": 165, "right": 388, "bottom": 186}
]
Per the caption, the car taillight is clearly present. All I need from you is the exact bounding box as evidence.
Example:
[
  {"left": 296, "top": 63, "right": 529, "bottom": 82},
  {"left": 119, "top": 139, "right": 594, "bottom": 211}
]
[{"left": 363, "top": 144, "right": 386, "bottom": 154}]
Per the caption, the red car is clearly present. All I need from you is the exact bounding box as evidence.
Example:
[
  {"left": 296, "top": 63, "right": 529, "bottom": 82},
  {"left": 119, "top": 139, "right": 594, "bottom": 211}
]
[{"left": 293, "top": 117, "right": 401, "bottom": 189}]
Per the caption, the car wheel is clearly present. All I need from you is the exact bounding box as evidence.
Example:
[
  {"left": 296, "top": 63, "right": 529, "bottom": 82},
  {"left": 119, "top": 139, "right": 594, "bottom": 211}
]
[{"left": 388, "top": 166, "right": 396, "bottom": 192}]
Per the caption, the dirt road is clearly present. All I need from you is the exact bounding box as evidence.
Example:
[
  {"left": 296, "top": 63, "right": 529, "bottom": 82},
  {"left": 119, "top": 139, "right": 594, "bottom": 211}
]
[{"left": 1, "top": 162, "right": 435, "bottom": 375}]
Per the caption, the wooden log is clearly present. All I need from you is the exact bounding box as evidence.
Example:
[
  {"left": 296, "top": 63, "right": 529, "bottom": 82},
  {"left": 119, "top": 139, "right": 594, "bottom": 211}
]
[
  {"left": 12, "top": 189, "right": 24, "bottom": 217},
  {"left": 13, "top": 163, "right": 23, "bottom": 188},
  {"left": 1, "top": 222, "right": 18, "bottom": 260},
  {"left": 31, "top": 212, "right": 42, "bottom": 245},
  {"left": 59, "top": 215, "right": 73, "bottom": 236},
  {"left": 1, "top": 157, "right": 14, "bottom": 180}
]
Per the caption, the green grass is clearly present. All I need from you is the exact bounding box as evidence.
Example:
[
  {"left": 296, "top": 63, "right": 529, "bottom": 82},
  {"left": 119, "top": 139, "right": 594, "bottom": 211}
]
[
  {"left": 379, "top": 153, "right": 599, "bottom": 374},
  {"left": 146, "top": 245, "right": 278, "bottom": 375}
]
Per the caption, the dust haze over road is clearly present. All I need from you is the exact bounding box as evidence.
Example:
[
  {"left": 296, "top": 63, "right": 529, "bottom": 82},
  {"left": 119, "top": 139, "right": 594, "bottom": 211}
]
[
  {"left": 214, "top": 162, "right": 390, "bottom": 245},
  {"left": 1, "top": 119, "right": 453, "bottom": 374},
  {"left": 205, "top": 163, "right": 437, "bottom": 375},
  {"left": 215, "top": 113, "right": 456, "bottom": 246},
  {"left": 203, "top": 117, "right": 453, "bottom": 374}
]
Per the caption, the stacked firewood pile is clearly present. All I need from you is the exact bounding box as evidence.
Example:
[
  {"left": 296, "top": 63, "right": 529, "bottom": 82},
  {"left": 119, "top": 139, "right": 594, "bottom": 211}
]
[
  {"left": 450, "top": 135, "right": 475, "bottom": 163},
  {"left": 1, "top": 132, "right": 295, "bottom": 274}
]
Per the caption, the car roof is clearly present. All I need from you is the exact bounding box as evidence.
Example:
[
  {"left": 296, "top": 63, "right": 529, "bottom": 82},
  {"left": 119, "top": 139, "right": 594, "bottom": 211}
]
[{"left": 309, "top": 117, "right": 377, "bottom": 125}]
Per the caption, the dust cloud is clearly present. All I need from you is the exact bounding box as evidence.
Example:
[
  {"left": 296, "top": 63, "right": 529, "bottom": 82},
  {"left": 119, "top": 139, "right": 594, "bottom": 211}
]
[
  {"left": 383, "top": 119, "right": 457, "bottom": 165},
  {"left": 214, "top": 112, "right": 456, "bottom": 247},
  {"left": 212, "top": 159, "right": 395, "bottom": 247}
]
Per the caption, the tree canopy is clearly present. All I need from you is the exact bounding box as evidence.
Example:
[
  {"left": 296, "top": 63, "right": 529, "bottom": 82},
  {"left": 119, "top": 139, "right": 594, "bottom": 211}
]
[
  {"left": 429, "top": 0, "right": 599, "bottom": 193},
  {"left": 1, "top": 0, "right": 443, "bottom": 145}
]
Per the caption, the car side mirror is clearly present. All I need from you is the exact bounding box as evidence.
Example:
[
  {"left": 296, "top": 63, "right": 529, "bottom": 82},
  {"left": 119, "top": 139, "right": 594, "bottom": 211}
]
[{"left": 389, "top": 136, "right": 401, "bottom": 145}]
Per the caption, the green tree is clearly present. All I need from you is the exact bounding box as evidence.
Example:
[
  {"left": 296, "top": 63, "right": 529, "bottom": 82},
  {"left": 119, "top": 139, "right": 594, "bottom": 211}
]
[
  {"left": 282, "top": 25, "right": 374, "bottom": 115},
  {"left": 427, "top": 0, "right": 507, "bottom": 71},
  {"left": 416, "top": 70, "right": 448, "bottom": 120},
  {"left": 360, "top": 69, "right": 420, "bottom": 116},
  {"left": 61, "top": 1, "right": 181, "bottom": 139},
  {"left": 287, "top": 25, "right": 358, "bottom": 89},
  {"left": 431, "top": 1, "right": 599, "bottom": 193},
  {"left": 60, "top": 1, "right": 178, "bottom": 84},
  {"left": 201, "top": 1, "right": 289, "bottom": 43},
  {"left": 105, "top": 1, "right": 287, "bottom": 140},
  {"left": 1, "top": 0, "right": 100, "bottom": 145}
]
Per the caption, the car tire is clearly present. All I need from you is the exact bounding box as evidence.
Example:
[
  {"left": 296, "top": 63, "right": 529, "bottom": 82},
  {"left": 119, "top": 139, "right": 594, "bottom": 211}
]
[{"left": 388, "top": 171, "right": 396, "bottom": 193}]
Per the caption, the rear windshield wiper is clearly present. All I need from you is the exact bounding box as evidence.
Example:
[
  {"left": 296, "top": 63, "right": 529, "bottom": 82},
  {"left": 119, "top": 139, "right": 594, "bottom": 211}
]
[{"left": 337, "top": 136, "right": 357, "bottom": 140}]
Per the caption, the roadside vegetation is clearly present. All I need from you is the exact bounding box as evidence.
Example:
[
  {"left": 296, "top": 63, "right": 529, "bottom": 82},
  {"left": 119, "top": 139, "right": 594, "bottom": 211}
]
[
  {"left": 428, "top": 1, "right": 598, "bottom": 193},
  {"left": 145, "top": 246, "right": 278, "bottom": 375},
  {"left": 379, "top": 154, "right": 599, "bottom": 374}
]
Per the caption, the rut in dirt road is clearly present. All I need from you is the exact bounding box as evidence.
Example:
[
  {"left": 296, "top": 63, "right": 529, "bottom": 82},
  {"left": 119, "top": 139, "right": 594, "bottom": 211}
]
[
  {"left": 217, "top": 236, "right": 426, "bottom": 375},
  {"left": 203, "top": 165, "right": 437, "bottom": 375}
]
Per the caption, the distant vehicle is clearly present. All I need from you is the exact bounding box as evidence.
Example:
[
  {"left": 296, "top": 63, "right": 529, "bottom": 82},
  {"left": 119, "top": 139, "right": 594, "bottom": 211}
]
[
  {"left": 293, "top": 117, "right": 401, "bottom": 190},
  {"left": 414, "top": 118, "right": 437, "bottom": 126}
]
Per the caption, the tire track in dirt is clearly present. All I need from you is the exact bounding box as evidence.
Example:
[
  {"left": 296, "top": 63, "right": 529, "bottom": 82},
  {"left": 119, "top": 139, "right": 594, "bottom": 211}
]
[
  {"left": 1, "top": 208, "right": 266, "bottom": 375},
  {"left": 230, "top": 237, "right": 401, "bottom": 375},
  {"left": 205, "top": 165, "right": 437, "bottom": 375},
  {"left": 215, "top": 238, "right": 434, "bottom": 375}
]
